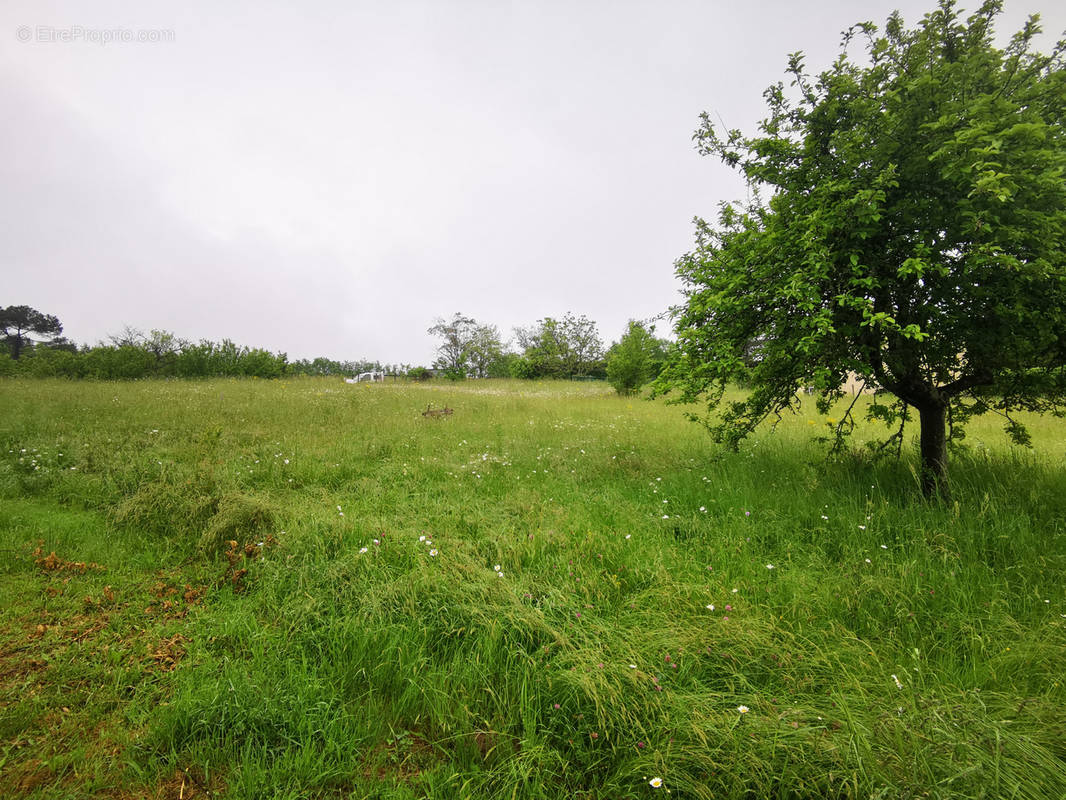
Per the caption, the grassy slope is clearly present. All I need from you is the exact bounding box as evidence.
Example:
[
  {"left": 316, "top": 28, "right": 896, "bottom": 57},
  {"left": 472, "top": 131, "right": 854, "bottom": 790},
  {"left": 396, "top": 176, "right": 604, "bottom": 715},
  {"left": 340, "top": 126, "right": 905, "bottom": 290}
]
[{"left": 0, "top": 377, "right": 1064, "bottom": 799}]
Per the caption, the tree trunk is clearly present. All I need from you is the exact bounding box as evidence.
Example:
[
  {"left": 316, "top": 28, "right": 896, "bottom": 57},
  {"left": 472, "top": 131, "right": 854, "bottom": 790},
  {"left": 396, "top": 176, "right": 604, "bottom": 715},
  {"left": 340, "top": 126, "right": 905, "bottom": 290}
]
[{"left": 917, "top": 401, "right": 949, "bottom": 499}]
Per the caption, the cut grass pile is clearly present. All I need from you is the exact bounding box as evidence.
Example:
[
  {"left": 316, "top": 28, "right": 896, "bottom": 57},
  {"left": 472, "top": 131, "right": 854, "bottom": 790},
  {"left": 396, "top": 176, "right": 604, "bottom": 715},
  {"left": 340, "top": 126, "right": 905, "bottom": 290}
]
[{"left": 1, "top": 377, "right": 1064, "bottom": 799}]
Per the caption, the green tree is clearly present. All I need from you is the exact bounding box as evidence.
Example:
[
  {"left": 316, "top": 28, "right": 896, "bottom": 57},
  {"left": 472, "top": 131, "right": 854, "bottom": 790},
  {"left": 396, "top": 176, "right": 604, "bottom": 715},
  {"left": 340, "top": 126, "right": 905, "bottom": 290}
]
[
  {"left": 0, "top": 305, "right": 64, "bottom": 359},
  {"left": 658, "top": 0, "right": 1066, "bottom": 497},
  {"left": 428, "top": 313, "right": 478, "bottom": 379},
  {"left": 467, "top": 324, "right": 506, "bottom": 378},
  {"left": 515, "top": 313, "right": 605, "bottom": 378},
  {"left": 509, "top": 355, "right": 537, "bottom": 379},
  {"left": 108, "top": 327, "right": 184, "bottom": 373},
  {"left": 428, "top": 314, "right": 509, "bottom": 379},
  {"left": 107, "top": 325, "right": 146, "bottom": 349},
  {"left": 143, "top": 330, "right": 183, "bottom": 370},
  {"left": 607, "top": 321, "right": 668, "bottom": 395}
]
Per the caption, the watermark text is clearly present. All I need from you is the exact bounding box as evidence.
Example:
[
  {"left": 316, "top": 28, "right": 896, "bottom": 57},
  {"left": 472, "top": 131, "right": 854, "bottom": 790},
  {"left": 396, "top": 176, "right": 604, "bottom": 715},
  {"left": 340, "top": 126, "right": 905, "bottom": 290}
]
[{"left": 16, "top": 25, "right": 175, "bottom": 45}]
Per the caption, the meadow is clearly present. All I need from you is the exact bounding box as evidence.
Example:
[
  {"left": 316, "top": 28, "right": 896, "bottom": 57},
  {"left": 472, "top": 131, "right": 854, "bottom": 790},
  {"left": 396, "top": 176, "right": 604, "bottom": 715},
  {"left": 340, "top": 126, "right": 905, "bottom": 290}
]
[{"left": 1, "top": 377, "right": 1064, "bottom": 799}]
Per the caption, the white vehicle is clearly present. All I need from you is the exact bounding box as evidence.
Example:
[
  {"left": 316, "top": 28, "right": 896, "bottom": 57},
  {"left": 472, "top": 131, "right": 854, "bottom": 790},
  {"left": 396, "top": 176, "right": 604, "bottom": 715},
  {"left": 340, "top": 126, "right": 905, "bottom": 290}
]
[{"left": 345, "top": 371, "right": 384, "bottom": 384}]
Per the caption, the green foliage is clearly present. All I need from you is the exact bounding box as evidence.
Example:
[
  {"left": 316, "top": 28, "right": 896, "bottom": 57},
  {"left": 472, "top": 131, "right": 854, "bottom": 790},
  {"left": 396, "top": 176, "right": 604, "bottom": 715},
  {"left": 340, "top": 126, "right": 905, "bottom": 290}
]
[
  {"left": 83, "top": 345, "right": 157, "bottom": 379},
  {"left": 659, "top": 0, "right": 1066, "bottom": 495},
  {"left": 407, "top": 366, "right": 433, "bottom": 381},
  {"left": 509, "top": 355, "right": 537, "bottom": 379},
  {"left": 606, "top": 320, "right": 668, "bottom": 395},
  {"left": 288, "top": 356, "right": 384, "bottom": 377},
  {"left": 16, "top": 346, "right": 88, "bottom": 378},
  {"left": 514, "top": 313, "right": 606, "bottom": 379},
  {"left": 1, "top": 331, "right": 294, "bottom": 381},
  {"left": 428, "top": 313, "right": 509, "bottom": 379},
  {"left": 239, "top": 347, "right": 288, "bottom": 379},
  {"left": 468, "top": 324, "right": 506, "bottom": 378},
  {"left": 428, "top": 313, "right": 478, "bottom": 377},
  {"left": 484, "top": 351, "right": 517, "bottom": 378}
]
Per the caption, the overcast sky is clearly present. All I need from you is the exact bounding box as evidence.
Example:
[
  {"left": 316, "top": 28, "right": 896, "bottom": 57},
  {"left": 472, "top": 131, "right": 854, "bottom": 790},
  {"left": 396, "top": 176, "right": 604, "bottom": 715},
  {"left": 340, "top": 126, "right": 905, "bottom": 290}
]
[{"left": 3, "top": 1, "right": 1064, "bottom": 365}]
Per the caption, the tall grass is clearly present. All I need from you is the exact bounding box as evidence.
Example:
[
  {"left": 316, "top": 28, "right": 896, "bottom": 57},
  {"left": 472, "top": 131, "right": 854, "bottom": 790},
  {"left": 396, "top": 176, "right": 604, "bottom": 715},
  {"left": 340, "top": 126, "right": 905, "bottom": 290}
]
[{"left": 1, "top": 377, "right": 1064, "bottom": 798}]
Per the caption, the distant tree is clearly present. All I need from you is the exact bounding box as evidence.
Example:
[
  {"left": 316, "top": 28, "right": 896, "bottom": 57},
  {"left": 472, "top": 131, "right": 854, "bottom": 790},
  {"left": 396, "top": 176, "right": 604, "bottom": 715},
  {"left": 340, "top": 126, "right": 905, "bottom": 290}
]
[
  {"left": 657, "top": 0, "right": 1066, "bottom": 497},
  {"left": 408, "top": 366, "right": 433, "bottom": 381},
  {"left": 563, "top": 314, "right": 607, "bottom": 377},
  {"left": 83, "top": 345, "right": 155, "bottom": 379},
  {"left": 515, "top": 313, "right": 605, "bottom": 378},
  {"left": 607, "top": 321, "right": 668, "bottom": 395},
  {"left": 307, "top": 357, "right": 342, "bottom": 376},
  {"left": 0, "top": 305, "right": 64, "bottom": 359},
  {"left": 467, "top": 325, "right": 506, "bottom": 378},
  {"left": 428, "top": 313, "right": 478, "bottom": 379},
  {"left": 239, "top": 347, "right": 287, "bottom": 378},
  {"left": 485, "top": 351, "right": 517, "bottom": 378},
  {"left": 143, "top": 330, "right": 183, "bottom": 368},
  {"left": 107, "top": 325, "right": 145, "bottom": 349},
  {"left": 174, "top": 340, "right": 215, "bottom": 377}
]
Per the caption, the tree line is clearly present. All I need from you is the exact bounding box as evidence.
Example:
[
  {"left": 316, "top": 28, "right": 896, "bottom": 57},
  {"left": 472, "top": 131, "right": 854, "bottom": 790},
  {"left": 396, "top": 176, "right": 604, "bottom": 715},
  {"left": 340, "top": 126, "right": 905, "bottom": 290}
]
[
  {"left": 1, "top": 304, "right": 670, "bottom": 395},
  {"left": 0, "top": 308, "right": 402, "bottom": 381},
  {"left": 427, "top": 311, "right": 669, "bottom": 394}
]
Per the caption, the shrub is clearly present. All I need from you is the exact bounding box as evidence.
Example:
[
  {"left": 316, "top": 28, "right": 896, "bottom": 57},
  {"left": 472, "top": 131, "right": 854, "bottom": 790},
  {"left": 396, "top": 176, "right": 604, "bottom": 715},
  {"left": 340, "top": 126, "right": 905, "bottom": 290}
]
[
  {"left": 509, "top": 356, "right": 537, "bottom": 379},
  {"left": 606, "top": 321, "right": 667, "bottom": 395}
]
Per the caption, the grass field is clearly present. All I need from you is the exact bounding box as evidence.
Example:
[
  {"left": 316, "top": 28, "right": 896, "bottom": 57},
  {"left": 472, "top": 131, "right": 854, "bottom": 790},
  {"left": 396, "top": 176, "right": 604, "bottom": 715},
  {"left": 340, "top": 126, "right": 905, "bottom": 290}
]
[{"left": 1, "top": 377, "right": 1064, "bottom": 799}]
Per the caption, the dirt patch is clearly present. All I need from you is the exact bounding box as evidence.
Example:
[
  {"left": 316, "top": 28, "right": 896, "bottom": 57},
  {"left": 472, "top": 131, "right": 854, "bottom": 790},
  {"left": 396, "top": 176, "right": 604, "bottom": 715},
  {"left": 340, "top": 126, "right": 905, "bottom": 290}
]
[
  {"left": 155, "top": 767, "right": 223, "bottom": 800},
  {"left": 3, "top": 758, "right": 55, "bottom": 794},
  {"left": 364, "top": 729, "right": 442, "bottom": 782},
  {"left": 0, "top": 653, "right": 46, "bottom": 682},
  {"left": 106, "top": 766, "right": 223, "bottom": 800}
]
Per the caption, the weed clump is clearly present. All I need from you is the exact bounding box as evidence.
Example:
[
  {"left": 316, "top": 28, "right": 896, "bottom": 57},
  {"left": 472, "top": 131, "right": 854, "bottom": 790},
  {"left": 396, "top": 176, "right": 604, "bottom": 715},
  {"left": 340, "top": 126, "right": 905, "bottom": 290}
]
[
  {"left": 111, "top": 474, "right": 220, "bottom": 542},
  {"left": 197, "top": 492, "right": 277, "bottom": 557}
]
